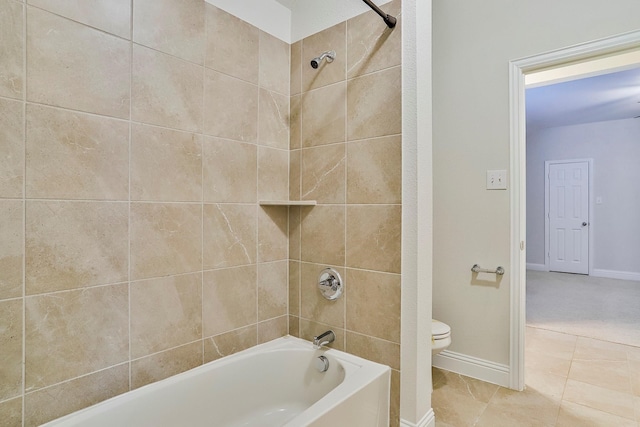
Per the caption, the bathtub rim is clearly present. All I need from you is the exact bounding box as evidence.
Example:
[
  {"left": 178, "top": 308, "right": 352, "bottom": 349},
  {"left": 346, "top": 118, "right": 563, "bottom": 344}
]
[{"left": 41, "top": 335, "right": 391, "bottom": 427}]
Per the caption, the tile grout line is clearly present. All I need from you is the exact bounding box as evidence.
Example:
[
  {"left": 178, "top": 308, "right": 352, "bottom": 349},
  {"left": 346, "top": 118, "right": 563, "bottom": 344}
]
[
  {"left": 127, "top": 0, "right": 133, "bottom": 393},
  {"left": 21, "top": 0, "right": 27, "bottom": 425}
]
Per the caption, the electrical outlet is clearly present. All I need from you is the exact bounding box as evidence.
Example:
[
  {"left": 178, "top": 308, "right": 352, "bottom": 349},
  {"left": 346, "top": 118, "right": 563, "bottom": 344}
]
[{"left": 487, "top": 170, "right": 507, "bottom": 190}]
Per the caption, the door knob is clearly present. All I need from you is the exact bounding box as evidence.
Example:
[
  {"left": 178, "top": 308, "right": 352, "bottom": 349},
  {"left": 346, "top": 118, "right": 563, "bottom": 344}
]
[{"left": 582, "top": 222, "right": 588, "bottom": 226}]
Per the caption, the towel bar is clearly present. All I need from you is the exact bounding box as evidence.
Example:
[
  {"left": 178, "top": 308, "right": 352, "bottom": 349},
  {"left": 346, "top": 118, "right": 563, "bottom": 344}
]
[{"left": 471, "top": 264, "right": 505, "bottom": 275}]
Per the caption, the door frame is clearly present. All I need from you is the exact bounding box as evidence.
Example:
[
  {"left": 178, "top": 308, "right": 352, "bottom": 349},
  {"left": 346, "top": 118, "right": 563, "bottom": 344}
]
[
  {"left": 508, "top": 30, "right": 640, "bottom": 391},
  {"left": 544, "top": 158, "right": 594, "bottom": 275}
]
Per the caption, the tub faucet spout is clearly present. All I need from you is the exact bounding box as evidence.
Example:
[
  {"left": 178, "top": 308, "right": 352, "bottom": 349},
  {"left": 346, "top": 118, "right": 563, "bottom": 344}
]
[{"left": 313, "top": 330, "right": 336, "bottom": 349}]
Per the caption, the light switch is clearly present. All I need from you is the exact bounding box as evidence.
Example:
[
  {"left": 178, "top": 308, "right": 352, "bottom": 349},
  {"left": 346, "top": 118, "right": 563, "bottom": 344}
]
[{"left": 487, "top": 170, "right": 507, "bottom": 190}]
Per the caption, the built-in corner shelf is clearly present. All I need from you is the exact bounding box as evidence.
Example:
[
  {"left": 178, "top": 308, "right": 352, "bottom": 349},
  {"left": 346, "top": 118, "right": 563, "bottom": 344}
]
[{"left": 259, "top": 200, "right": 317, "bottom": 206}]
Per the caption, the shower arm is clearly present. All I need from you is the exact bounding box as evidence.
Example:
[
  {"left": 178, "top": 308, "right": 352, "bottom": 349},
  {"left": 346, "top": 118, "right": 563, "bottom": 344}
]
[{"left": 361, "top": 0, "right": 396, "bottom": 28}]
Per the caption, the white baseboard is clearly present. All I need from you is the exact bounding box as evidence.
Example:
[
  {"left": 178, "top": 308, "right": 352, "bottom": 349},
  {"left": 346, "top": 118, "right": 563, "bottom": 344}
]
[
  {"left": 526, "top": 263, "right": 547, "bottom": 271},
  {"left": 400, "top": 409, "right": 435, "bottom": 427},
  {"left": 591, "top": 268, "right": 640, "bottom": 282},
  {"left": 432, "top": 350, "right": 510, "bottom": 387}
]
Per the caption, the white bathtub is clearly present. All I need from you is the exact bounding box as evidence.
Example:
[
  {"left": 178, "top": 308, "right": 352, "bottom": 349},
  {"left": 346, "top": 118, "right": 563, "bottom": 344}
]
[{"left": 43, "top": 336, "right": 391, "bottom": 427}]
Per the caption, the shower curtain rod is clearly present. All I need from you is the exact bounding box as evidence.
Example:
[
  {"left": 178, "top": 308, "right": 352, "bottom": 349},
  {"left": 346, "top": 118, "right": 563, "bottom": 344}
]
[{"left": 361, "top": 0, "right": 396, "bottom": 28}]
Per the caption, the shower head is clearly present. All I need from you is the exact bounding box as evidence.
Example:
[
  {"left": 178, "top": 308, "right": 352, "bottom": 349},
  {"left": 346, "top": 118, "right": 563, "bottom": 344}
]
[{"left": 310, "top": 51, "right": 336, "bottom": 69}]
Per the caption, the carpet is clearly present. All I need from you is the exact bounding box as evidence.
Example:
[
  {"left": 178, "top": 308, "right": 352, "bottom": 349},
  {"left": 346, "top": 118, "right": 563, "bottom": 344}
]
[{"left": 526, "top": 270, "right": 640, "bottom": 348}]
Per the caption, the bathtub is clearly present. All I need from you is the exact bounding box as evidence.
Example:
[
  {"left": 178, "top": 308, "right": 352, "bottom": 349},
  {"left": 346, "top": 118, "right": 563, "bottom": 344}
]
[{"left": 43, "top": 336, "right": 391, "bottom": 427}]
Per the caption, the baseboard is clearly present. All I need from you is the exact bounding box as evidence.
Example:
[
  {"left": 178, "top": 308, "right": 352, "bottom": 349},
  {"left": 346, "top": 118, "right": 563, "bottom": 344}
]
[
  {"left": 432, "top": 350, "right": 510, "bottom": 387},
  {"left": 526, "top": 263, "right": 547, "bottom": 271},
  {"left": 400, "top": 409, "right": 435, "bottom": 427},
  {"left": 591, "top": 269, "right": 640, "bottom": 282}
]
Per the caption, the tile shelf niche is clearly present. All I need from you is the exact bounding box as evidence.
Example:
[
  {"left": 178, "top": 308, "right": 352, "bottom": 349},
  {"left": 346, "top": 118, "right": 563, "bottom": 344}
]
[{"left": 259, "top": 200, "right": 317, "bottom": 206}]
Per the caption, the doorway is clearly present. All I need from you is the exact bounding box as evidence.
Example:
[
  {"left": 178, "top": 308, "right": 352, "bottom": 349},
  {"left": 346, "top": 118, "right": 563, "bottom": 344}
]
[{"left": 508, "top": 30, "right": 640, "bottom": 391}]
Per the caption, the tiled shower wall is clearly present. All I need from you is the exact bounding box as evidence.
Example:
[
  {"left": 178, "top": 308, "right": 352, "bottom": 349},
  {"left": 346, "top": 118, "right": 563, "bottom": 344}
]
[
  {"left": 287, "top": 1, "right": 403, "bottom": 425},
  {"left": 0, "top": 0, "right": 290, "bottom": 425}
]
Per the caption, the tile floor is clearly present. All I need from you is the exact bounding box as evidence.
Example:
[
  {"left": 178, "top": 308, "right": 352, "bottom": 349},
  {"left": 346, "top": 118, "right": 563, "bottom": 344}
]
[{"left": 432, "top": 327, "right": 640, "bottom": 426}]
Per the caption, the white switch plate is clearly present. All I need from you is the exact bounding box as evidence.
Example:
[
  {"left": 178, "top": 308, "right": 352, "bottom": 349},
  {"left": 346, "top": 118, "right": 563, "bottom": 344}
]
[{"left": 487, "top": 170, "right": 507, "bottom": 190}]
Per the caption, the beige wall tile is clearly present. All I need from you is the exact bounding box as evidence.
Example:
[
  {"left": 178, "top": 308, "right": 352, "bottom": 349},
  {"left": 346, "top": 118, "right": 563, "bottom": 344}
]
[
  {"left": 301, "top": 144, "right": 346, "bottom": 203},
  {"left": 133, "top": 0, "right": 204, "bottom": 64},
  {"left": 347, "top": 135, "right": 401, "bottom": 204},
  {"left": 0, "top": 299, "right": 22, "bottom": 401},
  {"left": 0, "top": 200, "right": 23, "bottom": 300},
  {"left": 346, "top": 205, "right": 401, "bottom": 273},
  {"left": 258, "top": 316, "right": 288, "bottom": 343},
  {"left": 301, "top": 22, "right": 346, "bottom": 92},
  {"left": 28, "top": 0, "right": 131, "bottom": 39},
  {"left": 301, "top": 206, "right": 345, "bottom": 266},
  {"left": 346, "top": 269, "right": 400, "bottom": 342},
  {"left": 258, "top": 89, "right": 289, "bottom": 149},
  {"left": 0, "top": 0, "right": 24, "bottom": 99},
  {"left": 205, "top": 5, "right": 259, "bottom": 84},
  {"left": 289, "top": 261, "right": 300, "bottom": 316},
  {"left": 26, "top": 201, "right": 128, "bottom": 294},
  {"left": 258, "top": 261, "right": 288, "bottom": 321},
  {"left": 24, "top": 364, "right": 128, "bottom": 427},
  {"left": 132, "top": 45, "right": 203, "bottom": 132},
  {"left": 27, "top": 7, "right": 130, "bottom": 118},
  {"left": 203, "top": 204, "right": 256, "bottom": 269},
  {"left": 0, "top": 97, "right": 24, "bottom": 198},
  {"left": 290, "top": 95, "right": 302, "bottom": 150},
  {"left": 204, "top": 69, "right": 258, "bottom": 142},
  {"left": 258, "top": 206, "right": 288, "bottom": 263},
  {"left": 204, "top": 325, "right": 257, "bottom": 363},
  {"left": 0, "top": 397, "right": 22, "bottom": 427},
  {"left": 300, "top": 263, "right": 345, "bottom": 329},
  {"left": 258, "top": 147, "right": 289, "bottom": 201},
  {"left": 25, "top": 284, "right": 128, "bottom": 390},
  {"left": 346, "top": 331, "right": 400, "bottom": 370},
  {"left": 203, "top": 266, "right": 257, "bottom": 337},
  {"left": 130, "top": 203, "right": 202, "bottom": 280},
  {"left": 203, "top": 137, "right": 257, "bottom": 203},
  {"left": 259, "top": 31, "right": 289, "bottom": 96},
  {"left": 288, "top": 206, "right": 302, "bottom": 261},
  {"left": 288, "top": 315, "right": 300, "bottom": 338},
  {"left": 130, "top": 273, "right": 202, "bottom": 358},
  {"left": 347, "top": 67, "right": 401, "bottom": 141},
  {"left": 390, "top": 369, "right": 400, "bottom": 427},
  {"left": 347, "top": 0, "right": 401, "bottom": 79},
  {"left": 301, "top": 83, "right": 346, "bottom": 147},
  {"left": 298, "top": 319, "right": 345, "bottom": 351},
  {"left": 131, "top": 124, "right": 202, "bottom": 202},
  {"left": 290, "top": 41, "right": 302, "bottom": 96},
  {"left": 289, "top": 149, "right": 301, "bottom": 200},
  {"left": 132, "top": 342, "right": 202, "bottom": 390},
  {"left": 26, "top": 105, "right": 129, "bottom": 200}
]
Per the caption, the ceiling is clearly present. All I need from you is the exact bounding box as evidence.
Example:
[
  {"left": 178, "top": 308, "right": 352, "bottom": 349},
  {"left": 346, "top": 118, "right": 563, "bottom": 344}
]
[{"left": 526, "top": 66, "right": 640, "bottom": 132}]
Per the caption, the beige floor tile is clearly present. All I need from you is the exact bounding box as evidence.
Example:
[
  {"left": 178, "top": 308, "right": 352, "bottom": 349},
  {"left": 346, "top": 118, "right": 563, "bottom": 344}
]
[
  {"left": 431, "top": 390, "right": 488, "bottom": 427},
  {"left": 475, "top": 403, "right": 556, "bottom": 427},
  {"left": 526, "top": 327, "right": 577, "bottom": 360},
  {"left": 574, "top": 336, "right": 629, "bottom": 361},
  {"left": 635, "top": 395, "right": 640, "bottom": 422},
  {"left": 631, "top": 360, "right": 640, "bottom": 397},
  {"left": 568, "top": 358, "right": 632, "bottom": 394},
  {"left": 629, "top": 345, "right": 640, "bottom": 361},
  {"left": 556, "top": 401, "right": 638, "bottom": 427},
  {"left": 525, "top": 367, "right": 567, "bottom": 401},
  {"left": 526, "top": 351, "right": 573, "bottom": 378},
  {"left": 563, "top": 378, "right": 636, "bottom": 420},
  {"left": 483, "top": 387, "right": 561, "bottom": 426},
  {"left": 436, "top": 370, "right": 500, "bottom": 403}
]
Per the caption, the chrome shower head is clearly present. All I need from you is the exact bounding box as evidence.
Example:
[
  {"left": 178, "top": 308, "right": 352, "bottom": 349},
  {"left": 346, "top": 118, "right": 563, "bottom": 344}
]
[{"left": 310, "top": 50, "right": 336, "bottom": 69}]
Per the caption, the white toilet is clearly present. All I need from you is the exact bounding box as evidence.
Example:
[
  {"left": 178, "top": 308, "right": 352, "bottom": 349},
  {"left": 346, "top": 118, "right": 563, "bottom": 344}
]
[{"left": 431, "top": 319, "right": 451, "bottom": 355}]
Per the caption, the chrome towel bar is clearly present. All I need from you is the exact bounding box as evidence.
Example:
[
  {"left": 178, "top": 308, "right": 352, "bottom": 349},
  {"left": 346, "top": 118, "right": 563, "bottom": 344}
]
[{"left": 471, "top": 264, "right": 505, "bottom": 275}]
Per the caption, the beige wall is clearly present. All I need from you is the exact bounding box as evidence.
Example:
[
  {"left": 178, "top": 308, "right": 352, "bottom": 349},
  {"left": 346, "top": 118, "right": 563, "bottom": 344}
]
[
  {"left": 0, "top": 0, "right": 405, "bottom": 425},
  {"left": 433, "top": 0, "right": 640, "bottom": 365},
  {"left": 287, "top": 1, "right": 403, "bottom": 425},
  {"left": 0, "top": 1, "right": 290, "bottom": 425}
]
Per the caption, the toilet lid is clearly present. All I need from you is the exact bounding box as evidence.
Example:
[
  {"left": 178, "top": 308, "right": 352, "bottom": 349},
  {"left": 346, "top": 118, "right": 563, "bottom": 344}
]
[{"left": 432, "top": 320, "right": 451, "bottom": 339}]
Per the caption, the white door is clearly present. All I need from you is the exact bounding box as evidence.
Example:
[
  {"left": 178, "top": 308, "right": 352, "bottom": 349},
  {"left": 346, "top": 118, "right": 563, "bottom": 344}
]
[{"left": 547, "top": 161, "right": 590, "bottom": 274}]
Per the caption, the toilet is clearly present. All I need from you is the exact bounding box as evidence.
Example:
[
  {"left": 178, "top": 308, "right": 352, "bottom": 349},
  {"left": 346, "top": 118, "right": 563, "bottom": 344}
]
[{"left": 431, "top": 319, "right": 451, "bottom": 355}]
